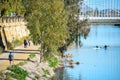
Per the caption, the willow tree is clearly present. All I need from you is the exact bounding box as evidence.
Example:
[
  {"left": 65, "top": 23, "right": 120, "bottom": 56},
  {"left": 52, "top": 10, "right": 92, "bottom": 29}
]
[
  {"left": 24, "top": 0, "right": 68, "bottom": 60},
  {"left": 63, "top": 0, "right": 90, "bottom": 47}
]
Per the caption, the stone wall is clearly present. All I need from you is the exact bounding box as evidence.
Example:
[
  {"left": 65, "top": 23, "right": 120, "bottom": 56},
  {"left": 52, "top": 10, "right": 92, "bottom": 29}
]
[{"left": 0, "top": 17, "right": 30, "bottom": 49}]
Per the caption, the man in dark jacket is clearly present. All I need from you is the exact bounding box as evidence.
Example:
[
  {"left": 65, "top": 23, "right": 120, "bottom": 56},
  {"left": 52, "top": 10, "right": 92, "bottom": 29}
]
[{"left": 8, "top": 52, "right": 14, "bottom": 65}]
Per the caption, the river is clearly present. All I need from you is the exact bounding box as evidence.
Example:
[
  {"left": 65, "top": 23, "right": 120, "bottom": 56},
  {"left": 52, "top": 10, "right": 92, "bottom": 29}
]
[{"left": 52, "top": 24, "right": 120, "bottom": 80}]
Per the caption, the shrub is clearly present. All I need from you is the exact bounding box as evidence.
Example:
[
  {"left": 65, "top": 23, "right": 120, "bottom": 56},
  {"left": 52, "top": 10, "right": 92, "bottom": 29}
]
[
  {"left": 42, "top": 68, "right": 50, "bottom": 77},
  {"left": 5, "top": 72, "right": 13, "bottom": 80},
  {"left": 7, "top": 39, "right": 20, "bottom": 50},
  {"left": 7, "top": 65, "right": 28, "bottom": 80},
  {"left": 48, "top": 58, "right": 59, "bottom": 68},
  {"left": 7, "top": 42, "right": 14, "bottom": 50}
]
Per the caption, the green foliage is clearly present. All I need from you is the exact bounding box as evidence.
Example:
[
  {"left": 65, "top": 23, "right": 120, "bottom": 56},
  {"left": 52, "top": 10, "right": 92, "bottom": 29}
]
[
  {"left": 25, "top": 0, "right": 68, "bottom": 59},
  {"left": 0, "top": 0, "right": 26, "bottom": 16},
  {"left": 48, "top": 58, "right": 59, "bottom": 68},
  {"left": 42, "top": 68, "right": 50, "bottom": 77},
  {"left": 7, "top": 65, "right": 28, "bottom": 80},
  {"left": 13, "top": 39, "right": 20, "bottom": 47},
  {"left": 7, "top": 39, "right": 21, "bottom": 50},
  {"left": 63, "top": 0, "right": 89, "bottom": 48},
  {"left": 29, "top": 53, "right": 36, "bottom": 59},
  {"left": 0, "top": 47, "right": 3, "bottom": 54},
  {"left": 7, "top": 42, "right": 14, "bottom": 50},
  {"left": 5, "top": 72, "right": 13, "bottom": 80}
]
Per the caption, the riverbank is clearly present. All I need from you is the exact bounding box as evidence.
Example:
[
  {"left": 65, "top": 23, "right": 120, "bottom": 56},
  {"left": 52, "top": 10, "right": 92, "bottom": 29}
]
[
  {"left": 0, "top": 44, "right": 56, "bottom": 80},
  {"left": 20, "top": 54, "right": 55, "bottom": 80}
]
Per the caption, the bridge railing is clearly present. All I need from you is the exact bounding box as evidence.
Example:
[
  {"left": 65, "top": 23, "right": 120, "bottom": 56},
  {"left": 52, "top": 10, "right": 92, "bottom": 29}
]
[{"left": 79, "top": 16, "right": 120, "bottom": 20}]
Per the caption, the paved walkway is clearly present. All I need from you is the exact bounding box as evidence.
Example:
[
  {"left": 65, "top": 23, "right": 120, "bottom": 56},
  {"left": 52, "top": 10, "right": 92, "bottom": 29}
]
[{"left": 0, "top": 44, "right": 40, "bottom": 70}]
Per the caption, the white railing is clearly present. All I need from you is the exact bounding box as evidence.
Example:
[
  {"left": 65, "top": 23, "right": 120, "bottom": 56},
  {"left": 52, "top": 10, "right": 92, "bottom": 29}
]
[{"left": 79, "top": 16, "right": 120, "bottom": 20}]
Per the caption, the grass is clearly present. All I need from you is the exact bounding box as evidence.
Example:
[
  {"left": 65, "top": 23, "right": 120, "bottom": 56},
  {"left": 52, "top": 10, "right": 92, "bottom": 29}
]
[{"left": 28, "top": 53, "right": 36, "bottom": 59}]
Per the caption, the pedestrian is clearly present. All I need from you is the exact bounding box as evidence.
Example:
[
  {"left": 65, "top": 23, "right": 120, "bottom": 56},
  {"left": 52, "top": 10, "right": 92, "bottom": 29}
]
[
  {"left": 28, "top": 39, "right": 30, "bottom": 46},
  {"left": 8, "top": 52, "right": 14, "bottom": 65},
  {"left": 24, "top": 39, "right": 27, "bottom": 48}
]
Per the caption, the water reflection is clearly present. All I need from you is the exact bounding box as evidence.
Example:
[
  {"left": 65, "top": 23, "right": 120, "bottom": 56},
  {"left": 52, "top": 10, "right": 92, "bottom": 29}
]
[
  {"left": 52, "top": 67, "right": 82, "bottom": 80},
  {"left": 52, "top": 67, "right": 71, "bottom": 80},
  {"left": 81, "top": 24, "right": 120, "bottom": 47}
]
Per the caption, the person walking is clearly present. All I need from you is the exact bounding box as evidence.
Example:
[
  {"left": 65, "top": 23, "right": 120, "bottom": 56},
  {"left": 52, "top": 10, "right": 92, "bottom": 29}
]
[
  {"left": 24, "top": 39, "right": 27, "bottom": 48},
  {"left": 8, "top": 52, "right": 14, "bottom": 65},
  {"left": 28, "top": 39, "right": 30, "bottom": 46}
]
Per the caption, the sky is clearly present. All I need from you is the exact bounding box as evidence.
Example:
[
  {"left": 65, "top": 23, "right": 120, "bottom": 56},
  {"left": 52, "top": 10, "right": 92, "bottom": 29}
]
[{"left": 82, "top": 0, "right": 120, "bottom": 10}]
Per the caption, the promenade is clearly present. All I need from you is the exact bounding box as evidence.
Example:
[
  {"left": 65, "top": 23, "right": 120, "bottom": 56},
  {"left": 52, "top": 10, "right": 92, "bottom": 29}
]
[{"left": 0, "top": 43, "right": 40, "bottom": 70}]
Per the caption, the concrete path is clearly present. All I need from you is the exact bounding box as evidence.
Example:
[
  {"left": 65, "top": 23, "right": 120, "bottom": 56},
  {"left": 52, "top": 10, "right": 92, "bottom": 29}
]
[{"left": 0, "top": 44, "right": 40, "bottom": 70}]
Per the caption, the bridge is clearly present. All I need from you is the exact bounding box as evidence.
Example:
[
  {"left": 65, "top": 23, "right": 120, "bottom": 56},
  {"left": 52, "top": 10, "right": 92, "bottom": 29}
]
[
  {"left": 79, "top": 16, "right": 120, "bottom": 24},
  {"left": 79, "top": 0, "right": 120, "bottom": 24}
]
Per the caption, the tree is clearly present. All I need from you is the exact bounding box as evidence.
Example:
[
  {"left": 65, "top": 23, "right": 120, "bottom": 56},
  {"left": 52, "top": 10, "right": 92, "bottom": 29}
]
[
  {"left": 0, "top": 0, "right": 25, "bottom": 17},
  {"left": 63, "top": 0, "right": 89, "bottom": 48},
  {"left": 24, "top": 0, "right": 90, "bottom": 60},
  {"left": 24, "top": 0, "right": 68, "bottom": 60}
]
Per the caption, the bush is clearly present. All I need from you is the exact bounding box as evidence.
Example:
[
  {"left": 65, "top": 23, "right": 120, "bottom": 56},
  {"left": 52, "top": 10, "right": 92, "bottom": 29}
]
[
  {"left": 42, "top": 68, "right": 50, "bottom": 77},
  {"left": 7, "top": 65, "right": 28, "bottom": 80},
  {"left": 48, "top": 58, "right": 59, "bottom": 68},
  {"left": 7, "top": 42, "right": 14, "bottom": 50},
  {"left": 5, "top": 72, "right": 13, "bottom": 80},
  {"left": 7, "top": 38, "right": 22, "bottom": 50}
]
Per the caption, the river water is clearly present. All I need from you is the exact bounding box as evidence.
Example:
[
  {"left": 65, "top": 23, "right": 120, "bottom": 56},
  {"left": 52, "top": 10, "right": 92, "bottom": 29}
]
[{"left": 52, "top": 24, "right": 120, "bottom": 80}]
